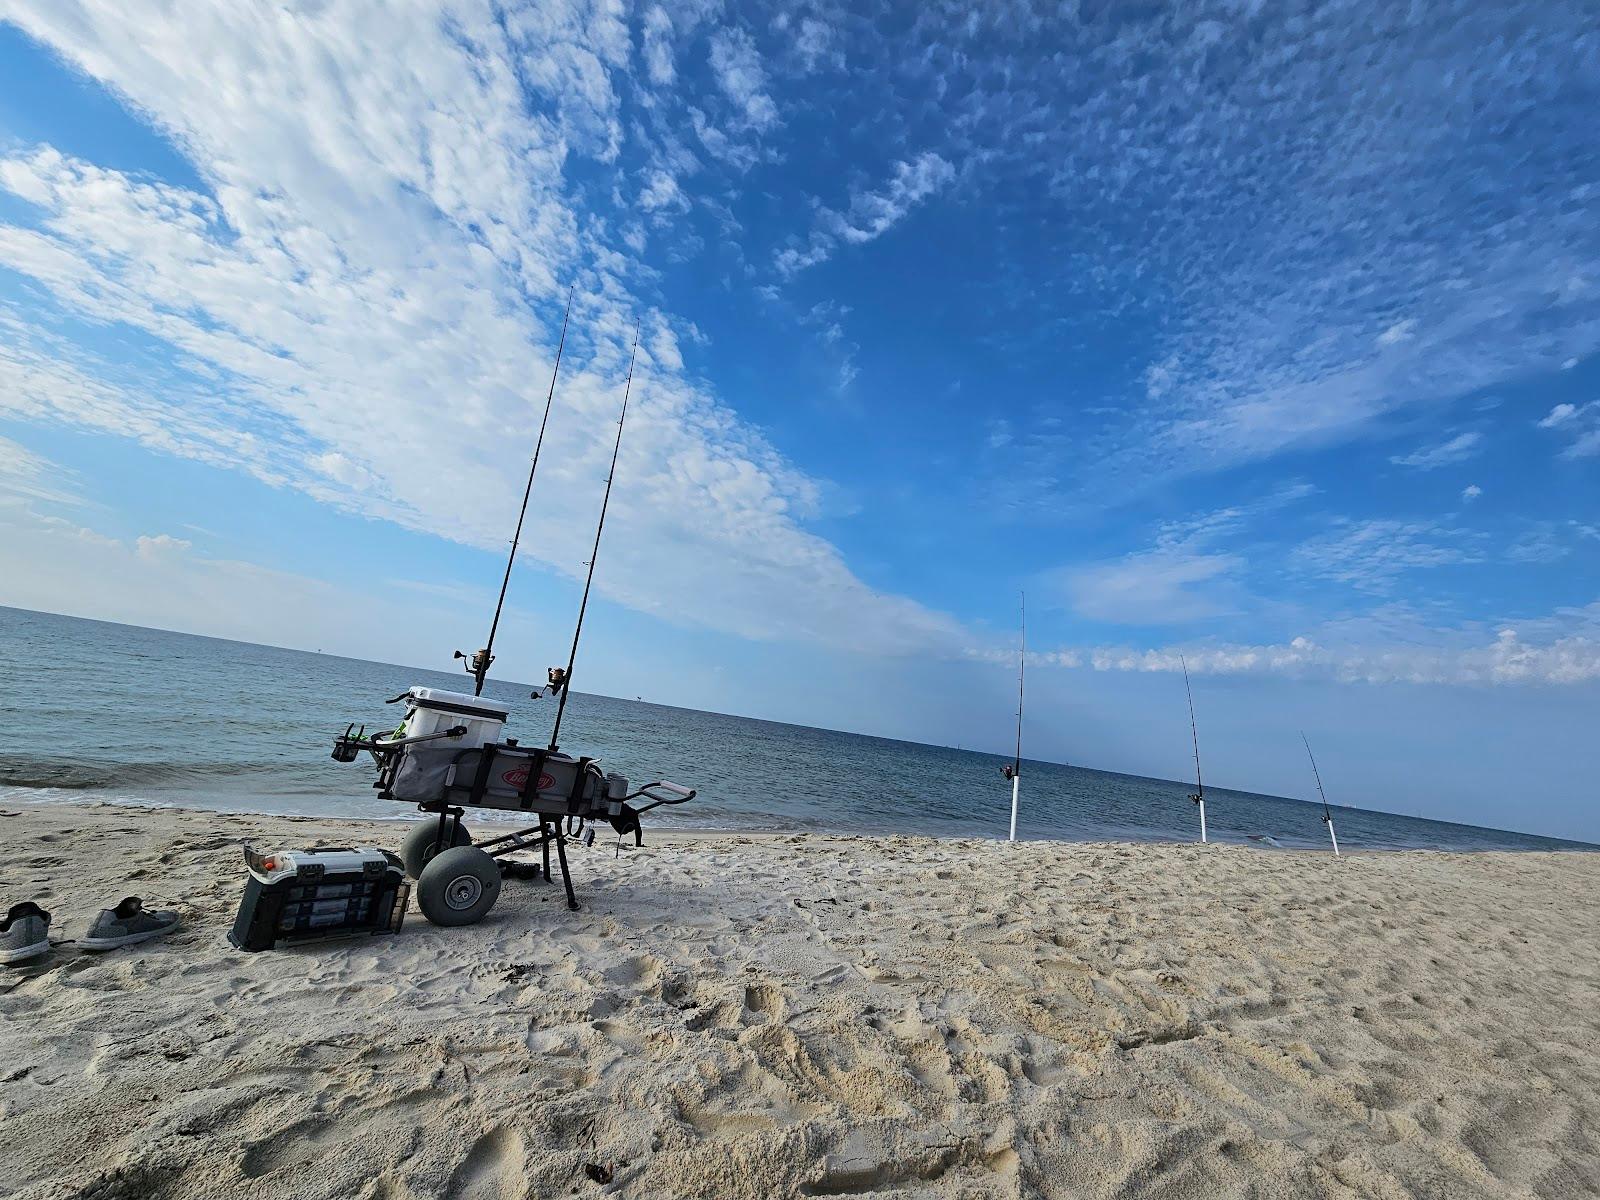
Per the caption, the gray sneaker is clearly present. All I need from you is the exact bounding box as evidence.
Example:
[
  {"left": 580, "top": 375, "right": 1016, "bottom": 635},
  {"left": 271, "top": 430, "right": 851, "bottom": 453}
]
[
  {"left": 81, "top": 897, "right": 179, "bottom": 951},
  {"left": 0, "top": 902, "right": 52, "bottom": 965}
]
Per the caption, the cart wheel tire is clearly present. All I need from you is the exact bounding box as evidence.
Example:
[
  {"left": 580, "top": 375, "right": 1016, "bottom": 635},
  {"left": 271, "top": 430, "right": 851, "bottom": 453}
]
[
  {"left": 417, "top": 846, "right": 501, "bottom": 927},
  {"left": 399, "top": 819, "right": 473, "bottom": 880}
]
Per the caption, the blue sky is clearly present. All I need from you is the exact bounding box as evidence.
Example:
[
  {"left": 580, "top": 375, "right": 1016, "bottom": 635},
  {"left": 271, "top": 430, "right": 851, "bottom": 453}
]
[{"left": 0, "top": 3, "right": 1596, "bottom": 840}]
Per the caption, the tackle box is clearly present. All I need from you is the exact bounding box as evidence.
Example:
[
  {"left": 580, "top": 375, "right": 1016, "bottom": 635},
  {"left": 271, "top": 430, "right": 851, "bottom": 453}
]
[{"left": 229, "top": 845, "right": 409, "bottom": 952}]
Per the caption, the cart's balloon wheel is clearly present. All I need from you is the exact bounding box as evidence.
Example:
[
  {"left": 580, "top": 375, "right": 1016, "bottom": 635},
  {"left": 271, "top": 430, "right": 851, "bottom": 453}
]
[
  {"left": 399, "top": 818, "right": 472, "bottom": 880},
  {"left": 416, "top": 845, "right": 501, "bottom": 926}
]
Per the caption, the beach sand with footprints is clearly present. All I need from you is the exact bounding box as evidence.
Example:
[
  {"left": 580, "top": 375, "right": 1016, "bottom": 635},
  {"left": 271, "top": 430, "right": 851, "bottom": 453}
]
[{"left": 2, "top": 801, "right": 1597, "bottom": 1198}]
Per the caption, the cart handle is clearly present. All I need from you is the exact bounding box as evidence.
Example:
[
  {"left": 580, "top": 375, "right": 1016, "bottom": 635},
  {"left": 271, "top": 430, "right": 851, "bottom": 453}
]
[{"left": 626, "top": 780, "right": 697, "bottom": 813}]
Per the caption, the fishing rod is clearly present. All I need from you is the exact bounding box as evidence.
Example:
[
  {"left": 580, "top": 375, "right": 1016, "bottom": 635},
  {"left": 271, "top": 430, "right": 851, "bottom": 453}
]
[
  {"left": 457, "top": 287, "right": 575, "bottom": 696},
  {"left": 1180, "top": 655, "right": 1207, "bottom": 843},
  {"left": 548, "top": 320, "right": 640, "bottom": 752},
  {"left": 1008, "top": 591, "right": 1025, "bottom": 843},
  {"left": 1301, "top": 732, "right": 1341, "bottom": 857}
]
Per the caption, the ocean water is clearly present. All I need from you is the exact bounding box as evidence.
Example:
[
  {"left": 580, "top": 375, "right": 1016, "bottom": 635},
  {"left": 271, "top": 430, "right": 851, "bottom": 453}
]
[{"left": 0, "top": 607, "right": 1589, "bottom": 852}]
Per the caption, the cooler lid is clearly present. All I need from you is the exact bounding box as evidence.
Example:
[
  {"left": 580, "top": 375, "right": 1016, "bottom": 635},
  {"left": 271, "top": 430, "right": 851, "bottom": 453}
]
[{"left": 407, "top": 686, "right": 510, "bottom": 721}]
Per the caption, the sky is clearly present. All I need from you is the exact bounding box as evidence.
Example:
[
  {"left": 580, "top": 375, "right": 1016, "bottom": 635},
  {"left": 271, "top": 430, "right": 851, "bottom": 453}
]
[{"left": 0, "top": 2, "right": 1596, "bottom": 841}]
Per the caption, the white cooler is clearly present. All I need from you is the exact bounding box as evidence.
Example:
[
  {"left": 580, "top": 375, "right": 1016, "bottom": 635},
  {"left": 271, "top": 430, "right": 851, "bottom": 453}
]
[{"left": 398, "top": 687, "right": 508, "bottom": 750}]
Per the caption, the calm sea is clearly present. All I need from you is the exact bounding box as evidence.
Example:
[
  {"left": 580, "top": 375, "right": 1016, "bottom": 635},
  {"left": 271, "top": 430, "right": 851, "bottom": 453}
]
[{"left": 0, "top": 607, "right": 1589, "bottom": 851}]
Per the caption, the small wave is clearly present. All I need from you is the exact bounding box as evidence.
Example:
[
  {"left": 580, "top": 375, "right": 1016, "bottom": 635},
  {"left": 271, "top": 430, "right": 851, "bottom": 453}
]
[
  {"left": 0, "top": 756, "right": 287, "bottom": 792},
  {"left": 0, "top": 772, "right": 107, "bottom": 791}
]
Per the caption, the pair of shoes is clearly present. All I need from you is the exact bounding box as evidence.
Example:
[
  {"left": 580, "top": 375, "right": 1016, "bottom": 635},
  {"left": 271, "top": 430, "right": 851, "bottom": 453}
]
[{"left": 0, "top": 898, "right": 180, "bottom": 966}]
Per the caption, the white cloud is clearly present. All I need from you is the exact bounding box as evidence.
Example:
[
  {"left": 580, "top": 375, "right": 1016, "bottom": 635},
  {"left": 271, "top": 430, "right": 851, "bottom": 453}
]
[
  {"left": 1534, "top": 400, "right": 1600, "bottom": 457},
  {"left": 967, "top": 591, "right": 1600, "bottom": 686},
  {"left": 887, "top": 3, "right": 1600, "bottom": 486},
  {"left": 135, "top": 533, "right": 193, "bottom": 559},
  {"left": 638, "top": 168, "right": 690, "bottom": 214},
  {"left": 1052, "top": 483, "right": 1317, "bottom": 625},
  {"left": 791, "top": 17, "right": 841, "bottom": 72},
  {"left": 707, "top": 27, "right": 778, "bottom": 132},
  {"left": 312, "top": 451, "right": 379, "bottom": 491},
  {"left": 688, "top": 106, "right": 759, "bottom": 172},
  {"left": 0, "top": 433, "right": 81, "bottom": 506},
  {"left": 0, "top": 2, "right": 961, "bottom": 659},
  {"left": 776, "top": 152, "right": 955, "bottom": 276},
  {"left": 1461, "top": 483, "right": 1482, "bottom": 502},
  {"left": 1293, "top": 519, "right": 1483, "bottom": 592},
  {"left": 641, "top": 6, "right": 676, "bottom": 86},
  {"left": 1376, "top": 319, "right": 1416, "bottom": 346},
  {"left": 1389, "top": 430, "right": 1482, "bottom": 470},
  {"left": 1158, "top": 483, "right": 1318, "bottom": 547},
  {"left": 1028, "top": 622, "right": 1600, "bottom": 687},
  {"left": 1567, "top": 431, "right": 1600, "bottom": 458},
  {"left": 1506, "top": 524, "right": 1568, "bottom": 564},
  {"left": 1060, "top": 551, "right": 1242, "bottom": 625},
  {"left": 835, "top": 153, "right": 956, "bottom": 244}
]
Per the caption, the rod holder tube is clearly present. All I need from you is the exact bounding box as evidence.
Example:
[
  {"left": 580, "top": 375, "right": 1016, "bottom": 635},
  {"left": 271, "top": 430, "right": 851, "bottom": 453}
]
[{"left": 1008, "top": 590, "right": 1025, "bottom": 845}]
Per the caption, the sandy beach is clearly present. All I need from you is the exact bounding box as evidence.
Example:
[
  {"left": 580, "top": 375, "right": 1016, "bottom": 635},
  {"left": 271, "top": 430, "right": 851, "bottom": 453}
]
[{"left": 1, "top": 801, "right": 1596, "bottom": 1199}]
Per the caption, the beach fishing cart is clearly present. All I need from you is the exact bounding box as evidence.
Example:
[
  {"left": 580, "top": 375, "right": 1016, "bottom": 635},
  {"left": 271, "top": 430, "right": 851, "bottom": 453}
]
[
  {"left": 326, "top": 312, "right": 695, "bottom": 928},
  {"left": 332, "top": 686, "right": 695, "bottom": 926}
]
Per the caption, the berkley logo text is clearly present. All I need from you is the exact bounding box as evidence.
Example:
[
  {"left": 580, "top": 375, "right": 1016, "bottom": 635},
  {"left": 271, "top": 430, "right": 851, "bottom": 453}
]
[{"left": 501, "top": 769, "right": 555, "bottom": 790}]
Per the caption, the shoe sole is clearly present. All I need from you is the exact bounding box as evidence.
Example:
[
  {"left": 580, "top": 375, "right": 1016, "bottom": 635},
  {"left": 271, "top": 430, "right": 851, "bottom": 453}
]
[
  {"left": 0, "top": 940, "right": 50, "bottom": 964},
  {"left": 80, "top": 928, "right": 174, "bottom": 950}
]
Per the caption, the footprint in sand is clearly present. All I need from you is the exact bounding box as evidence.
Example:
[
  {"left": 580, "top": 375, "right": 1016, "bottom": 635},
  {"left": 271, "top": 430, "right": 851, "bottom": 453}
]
[
  {"left": 741, "top": 981, "right": 785, "bottom": 1024},
  {"left": 240, "top": 1116, "right": 342, "bottom": 1178},
  {"left": 446, "top": 1126, "right": 526, "bottom": 1200}
]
